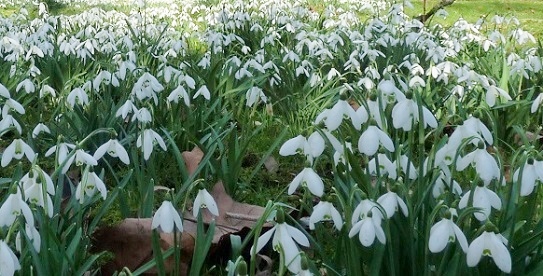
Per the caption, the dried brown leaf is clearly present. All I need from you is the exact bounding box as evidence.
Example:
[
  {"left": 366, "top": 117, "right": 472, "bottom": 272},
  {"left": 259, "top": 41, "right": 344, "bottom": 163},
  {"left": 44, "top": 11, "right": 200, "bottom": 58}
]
[{"left": 93, "top": 218, "right": 194, "bottom": 275}]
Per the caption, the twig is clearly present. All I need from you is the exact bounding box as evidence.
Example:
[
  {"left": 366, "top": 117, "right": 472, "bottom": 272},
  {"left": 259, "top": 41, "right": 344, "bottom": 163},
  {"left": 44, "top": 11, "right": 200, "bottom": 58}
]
[{"left": 415, "top": 0, "right": 456, "bottom": 23}]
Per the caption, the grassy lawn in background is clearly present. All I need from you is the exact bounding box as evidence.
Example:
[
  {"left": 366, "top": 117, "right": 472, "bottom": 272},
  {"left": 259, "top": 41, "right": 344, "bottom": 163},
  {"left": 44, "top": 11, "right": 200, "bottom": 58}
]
[
  {"left": 3, "top": 1, "right": 543, "bottom": 38},
  {"left": 407, "top": 0, "right": 543, "bottom": 37}
]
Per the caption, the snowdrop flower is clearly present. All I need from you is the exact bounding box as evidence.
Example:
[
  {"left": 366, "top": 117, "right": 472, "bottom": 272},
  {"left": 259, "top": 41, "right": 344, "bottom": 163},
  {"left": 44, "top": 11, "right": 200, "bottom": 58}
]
[
  {"left": 377, "top": 190, "right": 409, "bottom": 218},
  {"left": 378, "top": 79, "right": 405, "bottom": 105},
  {"left": 452, "top": 85, "right": 465, "bottom": 98},
  {"left": 193, "top": 85, "right": 210, "bottom": 100},
  {"left": 94, "top": 139, "right": 130, "bottom": 165},
  {"left": 39, "top": 84, "right": 56, "bottom": 98},
  {"left": 61, "top": 149, "right": 98, "bottom": 174},
  {"left": 485, "top": 84, "right": 511, "bottom": 107},
  {"left": 358, "top": 125, "right": 395, "bottom": 156},
  {"left": 391, "top": 95, "right": 437, "bottom": 131},
  {"left": 511, "top": 28, "right": 536, "bottom": 45},
  {"left": 193, "top": 188, "right": 219, "bottom": 217},
  {"left": 0, "top": 114, "right": 22, "bottom": 135},
  {"left": 0, "top": 83, "right": 10, "bottom": 98},
  {"left": 37, "top": 2, "right": 48, "bottom": 17},
  {"left": 408, "top": 75, "right": 426, "bottom": 88},
  {"left": 531, "top": 93, "right": 543, "bottom": 113},
  {"left": 351, "top": 105, "right": 369, "bottom": 131},
  {"left": 366, "top": 97, "right": 385, "bottom": 129},
  {"left": 19, "top": 166, "right": 55, "bottom": 196},
  {"left": 448, "top": 115, "right": 493, "bottom": 148},
  {"left": 428, "top": 210, "right": 468, "bottom": 253},
  {"left": 115, "top": 99, "right": 137, "bottom": 120},
  {"left": 136, "top": 128, "right": 167, "bottom": 160},
  {"left": 251, "top": 209, "right": 309, "bottom": 274},
  {"left": 432, "top": 169, "right": 462, "bottom": 198},
  {"left": 434, "top": 142, "right": 458, "bottom": 166},
  {"left": 93, "top": 70, "right": 119, "bottom": 91},
  {"left": 327, "top": 67, "right": 341, "bottom": 80},
  {"left": 16, "top": 224, "right": 41, "bottom": 252},
  {"left": 395, "top": 154, "right": 417, "bottom": 180},
  {"left": 513, "top": 158, "right": 543, "bottom": 196},
  {"left": 152, "top": 200, "right": 183, "bottom": 233},
  {"left": 132, "top": 73, "right": 164, "bottom": 105},
  {"left": 349, "top": 199, "right": 386, "bottom": 247},
  {"left": 0, "top": 240, "right": 21, "bottom": 276},
  {"left": 245, "top": 86, "right": 267, "bottom": 107},
  {"left": 45, "top": 142, "right": 76, "bottom": 167},
  {"left": 333, "top": 142, "right": 353, "bottom": 167},
  {"left": 368, "top": 153, "right": 397, "bottom": 179},
  {"left": 32, "top": 123, "right": 50, "bottom": 138},
  {"left": 76, "top": 166, "right": 107, "bottom": 204},
  {"left": 467, "top": 224, "right": 511, "bottom": 273},
  {"left": 16, "top": 79, "right": 35, "bottom": 93},
  {"left": 24, "top": 181, "right": 54, "bottom": 217},
  {"left": 279, "top": 132, "right": 325, "bottom": 163},
  {"left": 324, "top": 96, "right": 357, "bottom": 131},
  {"left": 161, "top": 63, "right": 179, "bottom": 79},
  {"left": 288, "top": 167, "right": 324, "bottom": 197},
  {"left": 2, "top": 98, "right": 25, "bottom": 116},
  {"left": 0, "top": 189, "right": 34, "bottom": 227},
  {"left": 178, "top": 74, "right": 195, "bottom": 87},
  {"left": 309, "top": 200, "right": 343, "bottom": 230},
  {"left": 167, "top": 85, "right": 191, "bottom": 106},
  {"left": 131, "top": 107, "right": 153, "bottom": 123},
  {"left": 459, "top": 182, "right": 501, "bottom": 221},
  {"left": 67, "top": 87, "right": 89, "bottom": 108},
  {"left": 456, "top": 142, "right": 500, "bottom": 184},
  {"left": 1, "top": 139, "right": 35, "bottom": 167}
]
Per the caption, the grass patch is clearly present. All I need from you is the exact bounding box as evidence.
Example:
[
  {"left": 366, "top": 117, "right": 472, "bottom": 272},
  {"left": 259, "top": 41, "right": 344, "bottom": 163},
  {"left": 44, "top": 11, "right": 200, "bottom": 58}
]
[{"left": 407, "top": 0, "right": 543, "bottom": 37}]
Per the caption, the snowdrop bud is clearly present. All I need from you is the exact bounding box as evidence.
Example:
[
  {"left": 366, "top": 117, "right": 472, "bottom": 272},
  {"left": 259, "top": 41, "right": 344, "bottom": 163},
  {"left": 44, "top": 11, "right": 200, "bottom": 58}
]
[
  {"left": 236, "top": 260, "right": 248, "bottom": 276},
  {"left": 300, "top": 253, "right": 309, "bottom": 270},
  {"left": 276, "top": 208, "right": 285, "bottom": 224},
  {"left": 339, "top": 91, "right": 348, "bottom": 101},
  {"left": 383, "top": 73, "right": 392, "bottom": 81},
  {"left": 484, "top": 221, "right": 499, "bottom": 234},
  {"left": 443, "top": 210, "right": 452, "bottom": 220}
]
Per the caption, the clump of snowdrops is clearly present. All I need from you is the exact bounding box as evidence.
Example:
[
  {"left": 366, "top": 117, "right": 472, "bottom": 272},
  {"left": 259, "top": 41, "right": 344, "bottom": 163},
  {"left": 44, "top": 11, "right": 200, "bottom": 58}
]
[{"left": 1, "top": 0, "right": 543, "bottom": 275}]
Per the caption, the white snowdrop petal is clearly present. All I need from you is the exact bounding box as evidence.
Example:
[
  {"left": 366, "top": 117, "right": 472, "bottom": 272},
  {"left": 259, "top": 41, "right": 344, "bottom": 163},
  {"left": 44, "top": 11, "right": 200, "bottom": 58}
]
[
  {"left": 279, "top": 135, "right": 304, "bottom": 156},
  {"left": 428, "top": 220, "right": 449, "bottom": 253},
  {"left": 359, "top": 219, "right": 376, "bottom": 247},
  {"left": 286, "top": 224, "right": 310, "bottom": 247},
  {"left": 467, "top": 233, "right": 486, "bottom": 267}
]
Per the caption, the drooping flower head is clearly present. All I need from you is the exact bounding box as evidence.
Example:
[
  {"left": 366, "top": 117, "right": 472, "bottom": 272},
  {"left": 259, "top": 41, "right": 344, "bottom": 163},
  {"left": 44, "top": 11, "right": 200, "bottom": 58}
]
[
  {"left": 428, "top": 209, "right": 468, "bottom": 253},
  {"left": 459, "top": 181, "right": 501, "bottom": 221},
  {"left": 288, "top": 167, "right": 324, "bottom": 197},
  {"left": 0, "top": 240, "right": 21, "bottom": 276},
  {"left": 152, "top": 200, "right": 183, "bottom": 233},
  {"left": 251, "top": 208, "right": 309, "bottom": 274},
  {"left": 0, "top": 188, "right": 34, "bottom": 228},
  {"left": 309, "top": 199, "right": 343, "bottom": 230},
  {"left": 467, "top": 222, "right": 511, "bottom": 273},
  {"left": 193, "top": 188, "right": 219, "bottom": 218},
  {"left": 349, "top": 198, "right": 386, "bottom": 247},
  {"left": 279, "top": 131, "right": 325, "bottom": 164}
]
